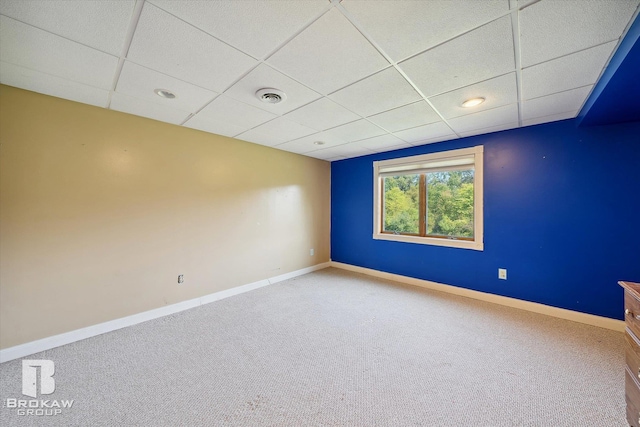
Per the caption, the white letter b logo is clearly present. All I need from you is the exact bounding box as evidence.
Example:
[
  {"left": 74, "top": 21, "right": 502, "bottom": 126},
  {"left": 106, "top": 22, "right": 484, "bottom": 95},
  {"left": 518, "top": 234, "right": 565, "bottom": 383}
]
[{"left": 22, "top": 360, "right": 55, "bottom": 398}]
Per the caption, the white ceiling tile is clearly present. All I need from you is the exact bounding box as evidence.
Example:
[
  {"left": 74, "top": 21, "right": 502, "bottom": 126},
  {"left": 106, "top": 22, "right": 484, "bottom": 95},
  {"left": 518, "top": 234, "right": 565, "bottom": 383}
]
[
  {"left": 327, "top": 156, "right": 348, "bottom": 162},
  {"left": 329, "top": 67, "right": 422, "bottom": 116},
  {"left": 522, "top": 110, "right": 578, "bottom": 127},
  {"left": 355, "top": 134, "right": 411, "bottom": 152},
  {"left": 394, "top": 121, "right": 456, "bottom": 144},
  {"left": 148, "top": 0, "right": 328, "bottom": 59},
  {"left": 127, "top": 3, "right": 257, "bottom": 92},
  {"left": 341, "top": 0, "right": 508, "bottom": 62},
  {"left": 307, "top": 142, "right": 376, "bottom": 160},
  {"left": 116, "top": 61, "right": 217, "bottom": 113},
  {"left": 267, "top": 8, "right": 389, "bottom": 95},
  {"left": 0, "top": 61, "right": 110, "bottom": 108},
  {"left": 3, "top": 0, "right": 633, "bottom": 146},
  {"left": 367, "top": 101, "right": 441, "bottom": 132},
  {"left": 412, "top": 134, "right": 460, "bottom": 146},
  {"left": 306, "top": 150, "right": 340, "bottom": 161},
  {"left": 196, "top": 94, "right": 278, "bottom": 130},
  {"left": 325, "top": 119, "right": 386, "bottom": 142},
  {"left": 399, "top": 16, "right": 515, "bottom": 97},
  {"left": 0, "top": 0, "right": 135, "bottom": 55},
  {"left": 284, "top": 97, "right": 360, "bottom": 131},
  {"left": 519, "top": 0, "right": 639, "bottom": 67},
  {"left": 224, "top": 63, "right": 321, "bottom": 115},
  {"left": 448, "top": 103, "right": 519, "bottom": 134},
  {"left": 521, "top": 41, "right": 616, "bottom": 100},
  {"left": 458, "top": 121, "right": 519, "bottom": 138},
  {"left": 522, "top": 86, "right": 592, "bottom": 122},
  {"left": 275, "top": 130, "right": 349, "bottom": 154},
  {"left": 236, "top": 117, "right": 316, "bottom": 147},
  {"left": 183, "top": 115, "right": 247, "bottom": 138},
  {"left": 428, "top": 73, "right": 517, "bottom": 119},
  {"left": 0, "top": 16, "right": 118, "bottom": 90},
  {"left": 110, "top": 92, "right": 191, "bottom": 125}
]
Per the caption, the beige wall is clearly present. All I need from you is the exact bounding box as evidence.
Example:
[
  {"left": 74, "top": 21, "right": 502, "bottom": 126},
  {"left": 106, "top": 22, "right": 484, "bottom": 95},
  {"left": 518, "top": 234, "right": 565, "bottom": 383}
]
[{"left": 0, "top": 85, "right": 331, "bottom": 349}]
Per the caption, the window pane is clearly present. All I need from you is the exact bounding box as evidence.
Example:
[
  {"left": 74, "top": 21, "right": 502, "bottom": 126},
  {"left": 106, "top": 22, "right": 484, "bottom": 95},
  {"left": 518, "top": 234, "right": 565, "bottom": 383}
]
[
  {"left": 426, "top": 170, "right": 474, "bottom": 238},
  {"left": 383, "top": 174, "right": 420, "bottom": 234}
]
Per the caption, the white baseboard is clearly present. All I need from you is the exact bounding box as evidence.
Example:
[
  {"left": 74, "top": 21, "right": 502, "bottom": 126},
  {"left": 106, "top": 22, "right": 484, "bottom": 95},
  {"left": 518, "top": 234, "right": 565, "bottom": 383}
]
[
  {"left": 0, "top": 262, "right": 331, "bottom": 363},
  {"left": 330, "top": 261, "right": 625, "bottom": 332}
]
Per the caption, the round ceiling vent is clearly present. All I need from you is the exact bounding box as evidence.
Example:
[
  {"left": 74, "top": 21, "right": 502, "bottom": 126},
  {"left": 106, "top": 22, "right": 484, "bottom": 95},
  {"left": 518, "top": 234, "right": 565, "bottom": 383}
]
[{"left": 256, "top": 88, "right": 287, "bottom": 104}]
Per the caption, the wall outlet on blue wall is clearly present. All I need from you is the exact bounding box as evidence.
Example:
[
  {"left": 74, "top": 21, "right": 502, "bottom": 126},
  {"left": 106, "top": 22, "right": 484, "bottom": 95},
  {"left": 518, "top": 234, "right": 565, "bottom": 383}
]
[{"left": 498, "top": 269, "right": 507, "bottom": 280}]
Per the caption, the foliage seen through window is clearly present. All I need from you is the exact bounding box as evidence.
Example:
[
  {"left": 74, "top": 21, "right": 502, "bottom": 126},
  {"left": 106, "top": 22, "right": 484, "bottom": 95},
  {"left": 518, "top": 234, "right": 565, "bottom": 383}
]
[{"left": 383, "top": 170, "right": 474, "bottom": 239}]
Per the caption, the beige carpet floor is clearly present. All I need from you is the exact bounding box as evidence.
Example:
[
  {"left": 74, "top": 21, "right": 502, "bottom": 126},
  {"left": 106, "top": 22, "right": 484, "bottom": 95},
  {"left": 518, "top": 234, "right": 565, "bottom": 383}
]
[{"left": 0, "top": 267, "right": 626, "bottom": 426}]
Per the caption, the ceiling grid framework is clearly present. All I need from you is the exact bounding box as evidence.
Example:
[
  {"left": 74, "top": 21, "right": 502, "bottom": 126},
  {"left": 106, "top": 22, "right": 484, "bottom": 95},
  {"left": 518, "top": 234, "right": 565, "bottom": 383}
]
[
  {"left": 178, "top": 0, "right": 335, "bottom": 128},
  {"left": 106, "top": 0, "right": 146, "bottom": 110},
  {"left": 0, "top": 0, "right": 638, "bottom": 161},
  {"left": 331, "top": 0, "right": 465, "bottom": 146},
  {"left": 509, "top": 0, "right": 524, "bottom": 126}
]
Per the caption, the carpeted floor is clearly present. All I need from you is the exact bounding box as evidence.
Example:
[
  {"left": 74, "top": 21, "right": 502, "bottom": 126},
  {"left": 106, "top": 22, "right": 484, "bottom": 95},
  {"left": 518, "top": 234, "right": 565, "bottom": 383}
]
[{"left": 0, "top": 268, "right": 626, "bottom": 426}]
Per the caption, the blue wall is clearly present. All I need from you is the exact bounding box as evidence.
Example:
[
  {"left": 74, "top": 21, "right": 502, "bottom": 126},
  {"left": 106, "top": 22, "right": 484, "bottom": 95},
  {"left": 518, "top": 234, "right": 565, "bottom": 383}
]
[
  {"left": 331, "top": 119, "right": 640, "bottom": 320},
  {"left": 579, "top": 14, "right": 640, "bottom": 127}
]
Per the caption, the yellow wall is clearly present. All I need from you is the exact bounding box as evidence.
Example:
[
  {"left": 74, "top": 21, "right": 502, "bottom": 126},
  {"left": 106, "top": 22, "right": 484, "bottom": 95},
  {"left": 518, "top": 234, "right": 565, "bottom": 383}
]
[{"left": 0, "top": 85, "right": 331, "bottom": 349}]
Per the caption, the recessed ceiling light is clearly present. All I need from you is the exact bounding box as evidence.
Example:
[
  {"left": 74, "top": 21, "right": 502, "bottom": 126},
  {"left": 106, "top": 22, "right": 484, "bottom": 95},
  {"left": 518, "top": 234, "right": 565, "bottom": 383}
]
[
  {"left": 154, "top": 89, "right": 176, "bottom": 99},
  {"left": 256, "top": 88, "right": 287, "bottom": 104},
  {"left": 462, "top": 97, "right": 485, "bottom": 108},
  {"left": 313, "top": 141, "right": 325, "bottom": 146}
]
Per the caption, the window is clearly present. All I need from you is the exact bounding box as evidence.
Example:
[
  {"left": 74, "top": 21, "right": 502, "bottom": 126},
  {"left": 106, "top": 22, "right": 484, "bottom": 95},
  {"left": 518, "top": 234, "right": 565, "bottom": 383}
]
[{"left": 373, "top": 146, "right": 483, "bottom": 250}]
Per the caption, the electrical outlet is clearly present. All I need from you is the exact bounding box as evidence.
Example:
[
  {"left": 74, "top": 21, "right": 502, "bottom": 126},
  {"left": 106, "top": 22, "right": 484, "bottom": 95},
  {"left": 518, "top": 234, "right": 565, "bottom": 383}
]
[
  {"left": 498, "top": 268, "right": 507, "bottom": 280},
  {"left": 310, "top": 248, "right": 314, "bottom": 256},
  {"left": 178, "top": 274, "right": 184, "bottom": 284}
]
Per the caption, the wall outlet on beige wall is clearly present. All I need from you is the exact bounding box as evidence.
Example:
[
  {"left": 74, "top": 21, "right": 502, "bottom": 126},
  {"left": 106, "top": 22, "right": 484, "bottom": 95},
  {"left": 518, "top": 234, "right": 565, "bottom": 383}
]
[{"left": 178, "top": 275, "right": 184, "bottom": 284}]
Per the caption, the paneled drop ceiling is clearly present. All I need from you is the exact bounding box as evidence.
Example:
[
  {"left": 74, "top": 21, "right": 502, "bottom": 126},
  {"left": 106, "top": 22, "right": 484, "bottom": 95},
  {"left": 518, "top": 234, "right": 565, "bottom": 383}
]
[{"left": 1, "top": 0, "right": 638, "bottom": 161}]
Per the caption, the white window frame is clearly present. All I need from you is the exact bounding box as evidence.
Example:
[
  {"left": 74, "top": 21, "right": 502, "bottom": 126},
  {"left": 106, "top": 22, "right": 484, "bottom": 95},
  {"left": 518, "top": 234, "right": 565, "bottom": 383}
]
[{"left": 373, "top": 145, "right": 484, "bottom": 251}]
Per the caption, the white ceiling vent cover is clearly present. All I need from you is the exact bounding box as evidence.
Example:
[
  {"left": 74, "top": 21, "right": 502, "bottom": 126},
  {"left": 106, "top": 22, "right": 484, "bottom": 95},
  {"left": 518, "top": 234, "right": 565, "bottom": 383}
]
[{"left": 256, "top": 88, "right": 287, "bottom": 104}]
